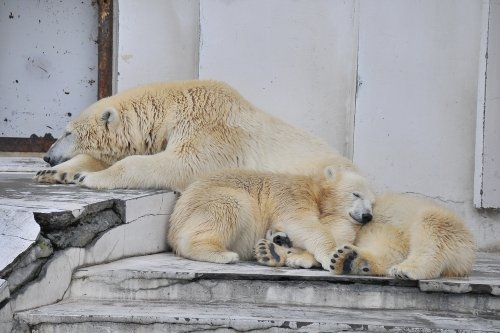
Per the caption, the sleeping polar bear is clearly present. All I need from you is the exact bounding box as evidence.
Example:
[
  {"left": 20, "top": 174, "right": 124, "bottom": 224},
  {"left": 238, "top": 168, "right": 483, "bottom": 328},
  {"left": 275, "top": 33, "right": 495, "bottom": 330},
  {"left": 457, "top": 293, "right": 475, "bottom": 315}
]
[
  {"left": 34, "top": 80, "right": 354, "bottom": 191},
  {"left": 167, "top": 167, "right": 375, "bottom": 271},
  {"left": 256, "top": 193, "right": 475, "bottom": 280}
]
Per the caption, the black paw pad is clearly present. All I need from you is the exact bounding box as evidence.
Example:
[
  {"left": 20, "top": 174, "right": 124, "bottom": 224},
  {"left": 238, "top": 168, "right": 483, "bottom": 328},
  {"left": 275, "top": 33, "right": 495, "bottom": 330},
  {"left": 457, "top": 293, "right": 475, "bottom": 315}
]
[
  {"left": 342, "top": 251, "right": 358, "bottom": 274},
  {"left": 268, "top": 243, "right": 281, "bottom": 262},
  {"left": 74, "top": 173, "right": 80, "bottom": 180},
  {"left": 273, "top": 234, "right": 293, "bottom": 248}
]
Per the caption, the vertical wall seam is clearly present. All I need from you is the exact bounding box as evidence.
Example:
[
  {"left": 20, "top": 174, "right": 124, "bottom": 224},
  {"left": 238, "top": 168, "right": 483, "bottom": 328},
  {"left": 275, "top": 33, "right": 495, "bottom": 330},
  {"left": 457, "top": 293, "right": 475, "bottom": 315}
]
[
  {"left": 196, "top": 0, "right": 202, "bottom": 79},
  {"left": 350, "top": 0, "right": 361, "bottom": 162},
  {"left": 479, "top": 1, "right": 491, "bottom": 208}
]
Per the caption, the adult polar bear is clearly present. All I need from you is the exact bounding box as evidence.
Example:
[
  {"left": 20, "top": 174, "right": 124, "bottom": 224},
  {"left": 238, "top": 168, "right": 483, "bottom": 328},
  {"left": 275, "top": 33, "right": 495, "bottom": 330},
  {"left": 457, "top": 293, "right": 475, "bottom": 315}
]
[{"left": 35, "top": 80, "right": 354, "bottom": 191}]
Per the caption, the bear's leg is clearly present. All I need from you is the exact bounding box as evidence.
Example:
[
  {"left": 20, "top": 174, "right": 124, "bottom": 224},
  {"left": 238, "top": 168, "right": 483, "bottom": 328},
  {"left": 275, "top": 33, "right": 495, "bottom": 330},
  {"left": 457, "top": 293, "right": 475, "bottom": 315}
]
[
  {"left": 388, "top": 209, "right": 474, "bottom": 280},
  {"left": 275, "top": 217, "right": 338, "bottom": 271},
  {"left": 176, "top": 232, "right": 240, "bottom": 264},
  {"left": 171, "top": 195, "right": 251, "bottom": 264},
  {"left": 74, "top": 146, "right": 236, "bottom": 191},
  {"left": 34, "top": 154, "right": 108, "bottom": 184}
]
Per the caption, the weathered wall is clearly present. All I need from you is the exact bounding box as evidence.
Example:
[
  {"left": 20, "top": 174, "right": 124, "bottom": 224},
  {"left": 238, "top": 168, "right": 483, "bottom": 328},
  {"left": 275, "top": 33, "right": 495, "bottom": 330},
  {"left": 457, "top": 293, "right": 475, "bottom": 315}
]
[
  {"left": 0, "top": 0, "right": 98, "bottom": 139},
  {"left": 114, "top": 0, "right": 499, "bottom": 250},
  {"left": 198, "top": 0, "right": 358, "bottom": 155},
  {"left": 353, "top": 0, "right": 500, "bottom": 251},
  {"left": 2, "top": 1, "right": 497, "bottom": 250},
  {"left": 116, "top": 0, "right": 200, "bottom": 92}
]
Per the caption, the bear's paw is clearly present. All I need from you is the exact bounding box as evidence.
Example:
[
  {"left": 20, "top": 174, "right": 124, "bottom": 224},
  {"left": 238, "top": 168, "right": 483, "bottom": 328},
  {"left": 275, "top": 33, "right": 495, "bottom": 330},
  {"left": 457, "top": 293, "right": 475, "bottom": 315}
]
[
  {"left": 329, "top": 245, "right": 371, "bottom": 275},
  {"left": 74, "top": 172, "right": 100, "bottom": 189},
  {"left": 34, "top": 169, "right": 76, "bottom": 184},
  {"left": 254, "top": 239, "right": 288, "bottom": 267},
  {"left": 388, "top": 264, "right": 419, "bottom": 280}
]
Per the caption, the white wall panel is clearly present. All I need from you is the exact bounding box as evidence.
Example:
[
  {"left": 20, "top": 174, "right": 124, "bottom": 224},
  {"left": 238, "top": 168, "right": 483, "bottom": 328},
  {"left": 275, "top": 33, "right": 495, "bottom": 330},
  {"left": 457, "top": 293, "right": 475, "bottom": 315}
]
[
  {"left": 199, "top": 0, "right": 359, "bottom": 155},
  {"left": 354, "top": 0, "right": 483, "bottom": 200},
  {"left": 116, "top": 0, "right": 200, "bottom": 92},
  {"left": 92, "top": 0, "right": 500, "bottom": 250}
]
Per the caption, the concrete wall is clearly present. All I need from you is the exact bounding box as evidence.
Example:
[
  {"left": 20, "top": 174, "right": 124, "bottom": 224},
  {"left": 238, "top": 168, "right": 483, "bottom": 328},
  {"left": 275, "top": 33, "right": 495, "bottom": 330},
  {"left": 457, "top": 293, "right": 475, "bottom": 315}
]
[
  {"left": 104, "top": 0, "right": 500, "bottom": 250},
  {"left": 0, "top": 1, "right": 98, "bottom": 139},
  {"left": 116, "top": 0, "right": 200, "bottom": 92},
  {"left": 353, "top": 0, "right": 500, "bottom": 251},
  {"left": 198, "top": 0, "right": 359, "bottom": 155}
]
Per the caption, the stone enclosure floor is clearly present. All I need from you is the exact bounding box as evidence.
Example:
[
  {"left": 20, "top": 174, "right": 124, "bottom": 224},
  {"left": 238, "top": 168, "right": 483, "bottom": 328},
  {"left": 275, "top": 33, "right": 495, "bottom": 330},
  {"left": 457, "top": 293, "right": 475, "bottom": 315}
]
[{"left": 1, "top": 156, "right": 500, "bottom": 296}]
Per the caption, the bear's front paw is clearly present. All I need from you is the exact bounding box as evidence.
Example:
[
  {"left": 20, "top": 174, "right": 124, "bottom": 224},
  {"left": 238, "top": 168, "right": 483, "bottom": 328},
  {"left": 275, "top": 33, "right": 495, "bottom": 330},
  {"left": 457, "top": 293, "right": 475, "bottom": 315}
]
[
  {"left": 254, "top": 239, "right": 288, "bottom": 267},
  {"left": 73, "top": 172, "right": 98, "bottom": 188},
  {"left": 34, "top": 169, "right": 76, "bottom": 184},
  {"left": 73, "top": 172, "right": 88, "bottom": 184},
  {"left": 329, "top": 244, "right": 371, "bottom": 275}
]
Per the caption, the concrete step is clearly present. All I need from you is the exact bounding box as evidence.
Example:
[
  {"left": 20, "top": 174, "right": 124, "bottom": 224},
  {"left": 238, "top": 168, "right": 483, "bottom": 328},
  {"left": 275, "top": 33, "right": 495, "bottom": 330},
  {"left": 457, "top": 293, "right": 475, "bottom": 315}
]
[
  {"left": 15, "top": 298, "right": 500, "bottom": 332},
  {"left": 65, "top": 253, "right": 500, "bottom": 316}
]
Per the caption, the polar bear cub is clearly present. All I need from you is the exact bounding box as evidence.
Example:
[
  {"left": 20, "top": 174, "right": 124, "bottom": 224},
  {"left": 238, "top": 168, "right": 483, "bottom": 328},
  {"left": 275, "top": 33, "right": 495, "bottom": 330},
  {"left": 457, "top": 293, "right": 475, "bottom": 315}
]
[
  {"left": 257, "top": 193, "right": 475, "bottom": 279},
  {"left": 167, "top": 167, "right": 375, "bottom": 270}
]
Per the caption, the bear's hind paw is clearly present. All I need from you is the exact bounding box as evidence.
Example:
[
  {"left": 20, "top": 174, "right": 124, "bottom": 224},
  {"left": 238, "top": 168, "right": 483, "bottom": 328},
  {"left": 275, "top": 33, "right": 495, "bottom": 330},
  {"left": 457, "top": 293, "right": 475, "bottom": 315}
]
[
  {"left": 254, "top": 239, "right": 287, "bottom": 267},
  {"left": 329, "top": 245, "right": 371, "bottom": 275}
]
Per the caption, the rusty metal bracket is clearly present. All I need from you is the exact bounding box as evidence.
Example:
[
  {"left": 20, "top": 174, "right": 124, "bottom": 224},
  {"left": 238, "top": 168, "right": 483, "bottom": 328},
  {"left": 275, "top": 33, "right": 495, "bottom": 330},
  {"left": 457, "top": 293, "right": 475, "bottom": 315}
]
[
  {"left": 98, "top": 0, "right": 114, "bottom": 100},
  {"left": 0, "top": 134, "right": 55, "bottom": 153}
]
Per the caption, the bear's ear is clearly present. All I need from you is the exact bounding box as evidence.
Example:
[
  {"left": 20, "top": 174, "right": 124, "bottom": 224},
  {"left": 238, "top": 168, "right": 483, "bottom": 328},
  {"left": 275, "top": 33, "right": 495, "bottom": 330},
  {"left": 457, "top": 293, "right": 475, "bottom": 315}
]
[
  {"left": 324, "top": 165, "right": 337, "bottom": 179},
  {"left": 99, "top": 107, "right": 119, "bottom": 127}
]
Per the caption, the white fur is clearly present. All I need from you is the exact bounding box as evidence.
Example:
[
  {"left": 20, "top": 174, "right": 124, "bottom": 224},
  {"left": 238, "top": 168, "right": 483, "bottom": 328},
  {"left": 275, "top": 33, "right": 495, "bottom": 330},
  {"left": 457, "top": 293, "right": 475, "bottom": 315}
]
[
  {"left": 35, "top": 80, "right": 355, "bottom": 191},
  {"left": 167, "top": 167, "right": 375, "bottom": 270}
]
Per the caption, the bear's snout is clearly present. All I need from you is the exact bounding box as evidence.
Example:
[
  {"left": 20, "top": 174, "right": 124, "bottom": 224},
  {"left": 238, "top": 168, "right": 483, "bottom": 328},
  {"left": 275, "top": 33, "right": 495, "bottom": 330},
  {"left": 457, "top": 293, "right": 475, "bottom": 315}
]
[
  {"left": 43, "top": 155, "right": 55, "bottom": 166},
  {"left": 361, "top": 213, "right": 373, "bottom": 223}
]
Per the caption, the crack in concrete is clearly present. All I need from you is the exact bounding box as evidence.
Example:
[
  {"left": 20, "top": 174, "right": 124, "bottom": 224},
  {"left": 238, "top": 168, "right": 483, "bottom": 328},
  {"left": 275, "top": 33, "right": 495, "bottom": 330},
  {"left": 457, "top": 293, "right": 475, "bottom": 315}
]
[
  {"left": 126, "top": 213, "right": 170, "bottom": 224},
  {"left": 0, "top": 233, "right": 35, "bottom": 242},
  {"left": 401, "top": 191, "right": 465, "bottom": 205}
]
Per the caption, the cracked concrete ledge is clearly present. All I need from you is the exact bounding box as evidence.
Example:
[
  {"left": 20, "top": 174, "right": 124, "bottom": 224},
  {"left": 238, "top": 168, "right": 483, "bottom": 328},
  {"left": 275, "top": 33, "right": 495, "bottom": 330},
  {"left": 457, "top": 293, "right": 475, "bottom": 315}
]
[
  {"left": 0, "top": 161, "right": 177, "bottom": 329},
  {"left": 14, "top": 299, "right": 500, "bottom": 333},
  {"left": 66, "top": 252, "right": 500, "bottom": 317}
]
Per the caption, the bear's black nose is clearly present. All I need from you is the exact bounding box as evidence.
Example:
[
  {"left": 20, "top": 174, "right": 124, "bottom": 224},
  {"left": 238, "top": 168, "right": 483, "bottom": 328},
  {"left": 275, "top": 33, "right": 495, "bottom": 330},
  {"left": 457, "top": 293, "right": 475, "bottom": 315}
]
[
  {"left": 362, "top": 213, "right": 373, "bottom": 223},
  {"left": 43, "top": 156, "right": 51, "bottom": 164}
]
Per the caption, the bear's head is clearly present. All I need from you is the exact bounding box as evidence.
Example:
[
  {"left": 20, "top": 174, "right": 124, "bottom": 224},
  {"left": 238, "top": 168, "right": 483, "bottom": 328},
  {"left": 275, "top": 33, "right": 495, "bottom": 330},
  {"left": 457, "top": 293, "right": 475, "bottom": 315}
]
[
  {"left": 321, "top": 166, "right": 375, "bottom": 225},
  {"left": 43, "top": 95, "right": 166, "bottom": 166}
]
